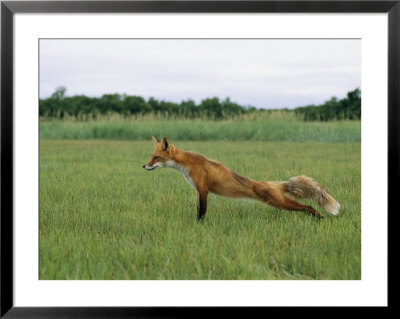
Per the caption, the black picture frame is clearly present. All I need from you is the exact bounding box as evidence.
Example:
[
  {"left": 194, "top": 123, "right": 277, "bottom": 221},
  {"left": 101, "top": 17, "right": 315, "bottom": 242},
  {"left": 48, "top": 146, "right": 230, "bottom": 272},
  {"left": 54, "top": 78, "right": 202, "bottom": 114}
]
[{"left": 1, "top": 0, "right": 396, "bottom": 317}]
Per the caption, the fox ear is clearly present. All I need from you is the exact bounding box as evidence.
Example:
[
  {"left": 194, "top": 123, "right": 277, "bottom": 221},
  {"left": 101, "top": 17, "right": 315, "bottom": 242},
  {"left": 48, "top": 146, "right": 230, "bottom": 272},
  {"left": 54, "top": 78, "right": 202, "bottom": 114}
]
[
  {"left": 161, "top": 137, "right": 169, "bottom": 151},
  {"left": 152, "top": 136, "right": 159, "bottom": 145}
]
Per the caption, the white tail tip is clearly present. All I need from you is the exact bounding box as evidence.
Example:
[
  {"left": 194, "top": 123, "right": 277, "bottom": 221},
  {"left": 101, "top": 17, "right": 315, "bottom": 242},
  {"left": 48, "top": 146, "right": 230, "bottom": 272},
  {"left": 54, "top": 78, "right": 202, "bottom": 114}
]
[{"left": 324, "top": 201, "right": 340, "bottom": 215}]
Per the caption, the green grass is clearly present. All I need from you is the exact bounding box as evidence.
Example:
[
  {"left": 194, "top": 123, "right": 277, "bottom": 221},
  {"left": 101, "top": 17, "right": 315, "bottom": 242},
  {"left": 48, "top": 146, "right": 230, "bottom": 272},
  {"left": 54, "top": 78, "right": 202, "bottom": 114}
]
[
  {"left": 39, "top": 116, "right": 360, "bottom": 142},
  {"left": 39, "top": 139, "right": 361, "bottom": 280}
]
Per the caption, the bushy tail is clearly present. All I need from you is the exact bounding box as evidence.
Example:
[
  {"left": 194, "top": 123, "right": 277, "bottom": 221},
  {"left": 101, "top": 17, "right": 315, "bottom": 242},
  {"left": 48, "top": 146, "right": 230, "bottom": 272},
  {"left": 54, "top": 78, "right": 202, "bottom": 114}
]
[{"left": 284, "top": 175, "right": 340, "bottom": 215}]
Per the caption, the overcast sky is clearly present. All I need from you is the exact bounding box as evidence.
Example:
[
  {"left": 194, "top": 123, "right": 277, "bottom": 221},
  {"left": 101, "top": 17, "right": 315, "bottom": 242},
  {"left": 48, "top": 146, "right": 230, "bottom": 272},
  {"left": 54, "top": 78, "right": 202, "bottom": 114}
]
[{"left": 39, "top": 39, "right": 360, "bottom": 109}]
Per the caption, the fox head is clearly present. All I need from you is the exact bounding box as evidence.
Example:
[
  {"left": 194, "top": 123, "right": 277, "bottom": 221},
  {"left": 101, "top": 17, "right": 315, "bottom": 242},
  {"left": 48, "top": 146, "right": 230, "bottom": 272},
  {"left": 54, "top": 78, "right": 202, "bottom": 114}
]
[{"left": 143, "top": 136, "right": 174, "bottom": 170}]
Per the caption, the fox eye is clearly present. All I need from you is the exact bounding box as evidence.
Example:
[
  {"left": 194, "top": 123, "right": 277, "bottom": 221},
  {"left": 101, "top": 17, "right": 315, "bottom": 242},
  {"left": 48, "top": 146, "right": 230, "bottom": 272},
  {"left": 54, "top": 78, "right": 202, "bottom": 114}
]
[{"left": 154, "top": 156, "right": 160, "bottom": 160}]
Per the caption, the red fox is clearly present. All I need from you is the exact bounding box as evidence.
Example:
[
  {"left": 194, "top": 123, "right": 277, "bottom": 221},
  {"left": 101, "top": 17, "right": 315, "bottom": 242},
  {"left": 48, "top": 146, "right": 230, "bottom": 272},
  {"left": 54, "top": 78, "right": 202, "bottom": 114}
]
[{"left": 143, "top": 137, "right": 340, "bottom": 220}]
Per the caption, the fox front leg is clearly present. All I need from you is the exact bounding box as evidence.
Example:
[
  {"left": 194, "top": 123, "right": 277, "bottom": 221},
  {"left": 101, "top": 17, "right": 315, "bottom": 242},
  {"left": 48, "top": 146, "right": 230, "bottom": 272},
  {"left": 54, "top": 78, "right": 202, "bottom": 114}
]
[{"left": 197, "top": 192, "right": 208, "bottom": 221}]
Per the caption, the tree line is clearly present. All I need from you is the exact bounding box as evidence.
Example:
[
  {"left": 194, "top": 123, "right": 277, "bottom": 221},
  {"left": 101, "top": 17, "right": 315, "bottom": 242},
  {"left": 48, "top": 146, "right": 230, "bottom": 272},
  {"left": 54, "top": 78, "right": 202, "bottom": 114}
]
[
  {"left": 294, "top": 88, "right": 361, "bottom": 121},
  {"left": 39, "top": 86, "right": 361, "bottom": 121},
  {"left": 39, "top": 87, "right": 255, "bottom": 120}
]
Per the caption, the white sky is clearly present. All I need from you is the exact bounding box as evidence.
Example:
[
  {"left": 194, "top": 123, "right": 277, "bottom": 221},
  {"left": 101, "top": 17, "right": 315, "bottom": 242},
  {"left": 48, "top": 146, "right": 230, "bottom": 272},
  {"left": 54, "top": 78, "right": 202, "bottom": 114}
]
[{"left": 39, "top": 39, "right": 361, "bottom": 109}]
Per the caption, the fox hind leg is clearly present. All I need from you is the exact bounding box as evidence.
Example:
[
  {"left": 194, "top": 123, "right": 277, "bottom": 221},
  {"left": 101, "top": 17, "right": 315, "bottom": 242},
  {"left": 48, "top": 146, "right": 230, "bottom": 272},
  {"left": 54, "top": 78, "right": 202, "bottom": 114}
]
[
  {"left": 268, "top": 195, "right": 324, "bottom": 218},
  {"left": 254, "top": 183, "right": 324, "bottom": 218}
]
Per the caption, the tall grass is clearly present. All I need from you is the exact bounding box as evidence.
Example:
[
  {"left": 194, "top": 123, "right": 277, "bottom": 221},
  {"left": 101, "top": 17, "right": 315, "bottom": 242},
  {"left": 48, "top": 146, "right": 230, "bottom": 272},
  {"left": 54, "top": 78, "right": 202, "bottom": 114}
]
[{"left": 40, "top": 112, "right": 360, "bottom": 142}]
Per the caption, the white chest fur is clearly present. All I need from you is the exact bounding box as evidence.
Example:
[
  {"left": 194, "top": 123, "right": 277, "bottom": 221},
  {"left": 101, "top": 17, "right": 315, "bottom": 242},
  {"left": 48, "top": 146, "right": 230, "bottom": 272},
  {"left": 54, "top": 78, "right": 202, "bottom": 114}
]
[{"left": 165, "top": 160, "right": 196, "bottom": 191}]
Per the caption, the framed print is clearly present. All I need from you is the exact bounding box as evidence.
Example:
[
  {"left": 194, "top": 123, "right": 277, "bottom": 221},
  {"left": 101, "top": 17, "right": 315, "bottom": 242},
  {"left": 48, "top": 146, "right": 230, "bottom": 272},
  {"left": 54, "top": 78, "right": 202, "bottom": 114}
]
[{"left": 1, "top": 0, "right": 396, "bottom": 317}]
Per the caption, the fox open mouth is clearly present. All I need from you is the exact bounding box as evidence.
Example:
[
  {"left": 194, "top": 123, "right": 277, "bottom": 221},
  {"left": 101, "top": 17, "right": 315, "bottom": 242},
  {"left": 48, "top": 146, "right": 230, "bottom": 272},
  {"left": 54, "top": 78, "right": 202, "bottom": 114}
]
[{"left": 144, "top": 165, "right": 157, "bottom": 170}]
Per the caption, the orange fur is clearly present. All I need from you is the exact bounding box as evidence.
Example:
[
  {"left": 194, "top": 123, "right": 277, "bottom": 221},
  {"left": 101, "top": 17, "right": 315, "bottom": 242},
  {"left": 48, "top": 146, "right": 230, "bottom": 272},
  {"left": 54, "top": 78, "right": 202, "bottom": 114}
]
[{"left": 143, "top": 137, "right": 340, "bottom": 220}]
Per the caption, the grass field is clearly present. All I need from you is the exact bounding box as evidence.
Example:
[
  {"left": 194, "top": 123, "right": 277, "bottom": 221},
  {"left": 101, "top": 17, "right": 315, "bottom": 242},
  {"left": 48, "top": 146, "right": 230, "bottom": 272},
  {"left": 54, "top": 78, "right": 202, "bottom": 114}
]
[{"left": 39, "top": 139, "right": 361, "bottom": 280}]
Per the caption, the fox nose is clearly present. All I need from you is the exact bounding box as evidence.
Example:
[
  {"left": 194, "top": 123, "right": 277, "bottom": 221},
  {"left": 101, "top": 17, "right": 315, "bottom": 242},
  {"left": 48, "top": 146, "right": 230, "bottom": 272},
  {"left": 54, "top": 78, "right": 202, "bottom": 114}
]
[{"left": 142, "top": 165, "right": 145, "bottom": 169}]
